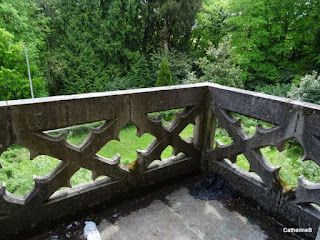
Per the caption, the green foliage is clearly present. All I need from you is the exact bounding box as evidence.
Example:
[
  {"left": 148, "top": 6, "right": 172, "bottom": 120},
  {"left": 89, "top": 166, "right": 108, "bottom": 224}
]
[
  {"left": 142, "top": 0, "right": 202, "bottom": 52},
  {"left": 122, "top": 54, "right": 154, "bottom": 89},
  {"left": 156, "top": 57, "right": 174, "bottom": 87},
  {"left": 191, "top": 0, "right": 320, "bottom": 88},
  {"left": 255, "top": 83, "right": 292, "bottom": 97},
  {"left": 288, "top": 71, "right": 320, "bottom": 104},
  {"left": 151, "top": 49, "right": 193, "bottom": 84},
  {"left": 39, "top": 0, "right": 201, "bottom": 94},
  {"left": 224, "top": 0, "right": 320, "bottom": 87},
  {"left": 1, "top": 0, "right": 320, "bottom": 97},
  {"left": 148, "top": 108, "right": 184, "bottom": 122},
  {"left": 43, "top": 0, "right": 146, "bottom": 95},
  {"left": 191, "top": 0, "right": 229, "bottom": 56},
  {"left": 184, "top": 36, "right": 244, "bottom": 88},
  {"left": 0, "top": 145, "right": 60, "bottom": 195},
  {"left": 0, "top": 0, "right": 48, "bottom": 100},
  {"left": 0, "top": 28, "right": 46, "bottom": 100},
  {"left": 226, "top": 0, "right": 280, "bottom": 83},
  {"left": 45, "top": 0, "right": 107, "bottom": 94}
]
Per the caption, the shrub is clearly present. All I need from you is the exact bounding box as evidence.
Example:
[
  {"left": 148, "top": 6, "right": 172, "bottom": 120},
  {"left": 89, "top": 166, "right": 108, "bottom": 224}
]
[
  {"left": 151, "top": 49, "right": 193, "bottom": 85},
  {"left": 183, "top": 36, "right": 244, "bottom": 88},
  {"left": 156, "top": 57, "right": 174, "bottom": 87},
  {"left": 256, "top": 83, "right": 292, "bottom": 97},
  {"left": 288, "top": 71, "right": 320, "bottom": 104}
]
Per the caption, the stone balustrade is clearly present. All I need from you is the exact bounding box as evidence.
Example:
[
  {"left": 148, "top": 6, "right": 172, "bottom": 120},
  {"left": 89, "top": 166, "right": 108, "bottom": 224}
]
[{"left": 0, "top": 83, "right": 319, "bottom": 238}]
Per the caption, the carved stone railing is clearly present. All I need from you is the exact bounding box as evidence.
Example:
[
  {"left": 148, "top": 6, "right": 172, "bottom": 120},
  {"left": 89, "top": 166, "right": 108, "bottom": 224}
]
[
  {"left": 205, "top": 84, "right": 320, "bottom": 238},
  {"left": 0, "top": 83, "right": 320, "bottom": 238}
]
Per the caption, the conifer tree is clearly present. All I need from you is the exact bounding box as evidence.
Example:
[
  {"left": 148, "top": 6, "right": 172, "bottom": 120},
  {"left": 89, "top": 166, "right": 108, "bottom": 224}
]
[
  {"left": 156, "top": 57, "right": 173, "bottom": 86},
  {"left": 43, "top": 0, "right": 146, "bottom": 95},
  {"left": 142, "top": 0, "right": 202, "bottom": 52}
]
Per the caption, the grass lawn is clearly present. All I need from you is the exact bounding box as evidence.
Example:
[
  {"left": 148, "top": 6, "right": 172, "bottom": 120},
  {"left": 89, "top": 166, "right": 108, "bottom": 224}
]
[{"left": 1, "top": 115, "right": 319, "bottom": 196}]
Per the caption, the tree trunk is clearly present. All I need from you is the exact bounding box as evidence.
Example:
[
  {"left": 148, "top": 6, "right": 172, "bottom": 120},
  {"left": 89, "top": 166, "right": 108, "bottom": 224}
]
[{"left": 163, "top": 18, "right": 169, "bottom": 52}]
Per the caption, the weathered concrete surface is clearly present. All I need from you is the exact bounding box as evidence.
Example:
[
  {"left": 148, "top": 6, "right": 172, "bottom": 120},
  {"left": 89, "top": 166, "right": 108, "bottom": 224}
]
[
  {"left": 28, "top": 176, "right": 304, "bottom": 240},
  {"left": 98, "top": 188, "right": 267, "bottom": 240}
]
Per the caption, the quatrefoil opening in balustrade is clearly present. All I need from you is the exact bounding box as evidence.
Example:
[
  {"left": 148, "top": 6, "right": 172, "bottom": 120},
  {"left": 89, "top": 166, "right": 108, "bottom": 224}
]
[
  {"left": 234, "top": 154, "right": 260, "bottom": 179},
  {"left": 147, "top": 144, "right": 188, "bottom": 169},
  {"left": 146, "top": 108, "right": 185, "bottom": 129},
  {"left": 133, "top": 106, "right": 199, "bottom": 170},
  {"left": 147, "top": 109, "right": 196, "bottom": 144},
  {"left": 69, "top": 168, "right": 94, "bottom": 186},
  {"left": 259, "top": 140, "right": 320, "bottom": 187},
  {"left": 213, "top": 110, "right": 283, "bottom": 188},
  {"left": 234, "top": 138, "right": 320, "bottom": 189},
  {"left": 95, "top": 125, "right": 156, "bottom": 166},
  {"left": 43, "top": 120, "right": 106, "bottom": 147},
  {"left": 214, "top": 125, "right": 233, "bottom": 147},
  {"left": 179, "top": 124, "right": 194, "bottom": 143},
  {"left": 159, "top": 145, "right": 186, "bottom": 160},
  {"left": 58, "top": 168, "right": 107, "bottom": 190},
  {"left": 230, "top": 112, "right": 276, "bottom": 137},
  {"left": 213, "top": 112, "right": 276, "bottom": 148},
  {"left": 0, "top": 145, "right": 61, "bottom": 196},
  {"left": 146, "top": 107, "right": 197, "bottom": 141}
]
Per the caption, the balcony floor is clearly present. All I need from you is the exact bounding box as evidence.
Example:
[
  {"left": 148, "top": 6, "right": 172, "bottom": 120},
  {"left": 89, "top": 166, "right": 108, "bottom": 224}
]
[{"left": 28, "top": 175, "right": 303, "bottom": 240}]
